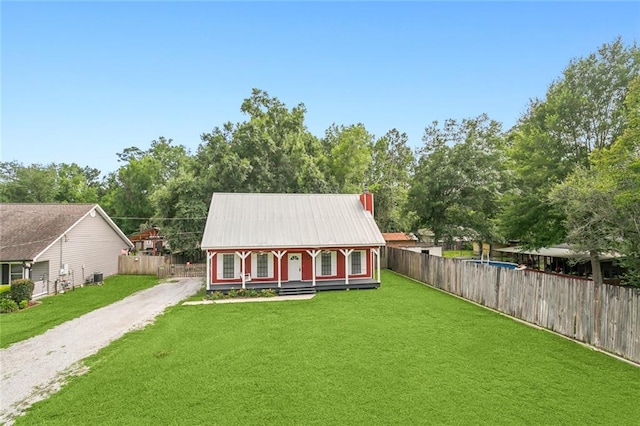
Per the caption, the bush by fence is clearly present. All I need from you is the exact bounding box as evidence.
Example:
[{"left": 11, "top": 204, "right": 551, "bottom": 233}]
[{"left": 383, "top": 247, "right": 640, "bottom": 364}]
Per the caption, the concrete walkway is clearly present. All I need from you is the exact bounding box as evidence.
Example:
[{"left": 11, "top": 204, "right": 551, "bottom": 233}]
[
  {"left": 183, "top": 294, "right": 315, "bottom": 305},
  {"left": 0, "top": 278, "right": 202, "bottom": 424}
]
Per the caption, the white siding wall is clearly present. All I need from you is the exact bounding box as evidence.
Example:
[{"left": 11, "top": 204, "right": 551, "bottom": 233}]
[
  {"left": 37, "top": 213, "right": 130, "bottom": 293},
  {"left": 31, "top": 261, "right": 50, "bottom": 298}
]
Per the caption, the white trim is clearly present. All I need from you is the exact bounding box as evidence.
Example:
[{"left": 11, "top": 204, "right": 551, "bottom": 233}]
[
  {"left": 217, "top": 253, "right": 240, "bottom": 280},
  {"left": 287, "top": 253, "right": 303, "bottom": 281},
  {"left": 350, "top": 250, "right": 366, "bottom": 275},
  {"left": 272, "top": 250, "right": 286, "bottom": 288},
  {"left": 340, "top": 249, "right": 354, "bottom": 284},
  {"left": 306, "top": 250, "right": 320, "bottom": 287},
  {"left": 200, "top": 245, "right": 384, "bottom": 252},
  {"left": 236, "top": 251, "right": 251, "bottom": 289},
  {"left": 206, "top": 251, "right": 216, "bottom": 290},
  {"left": 316, "top": 251, "right": 337, "bottom": 277},
  {"left": 251, "top": 252, "right": 274, "bottom": 279},
  {"left": 372, "top": 248, "right": 381, "bottom": 281}
]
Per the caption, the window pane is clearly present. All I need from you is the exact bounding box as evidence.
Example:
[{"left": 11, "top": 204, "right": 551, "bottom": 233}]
[
  {"left": 1, "top": 264, "right": 9, "bottom": 285},
  {"left": 351, "top": 252, "right": 361, "bottom": 274},
  {"left": 10, "top": 264, "right": 22, "bottom": 282},
  {"left": 321, "top": 252, "right": 332, "bottom": 276},
  {"left": 223, "top": 254, "right": 235, "bottom": 279},
  {"left": 257, "top": 254, "right": 268, "bottom": 277}
]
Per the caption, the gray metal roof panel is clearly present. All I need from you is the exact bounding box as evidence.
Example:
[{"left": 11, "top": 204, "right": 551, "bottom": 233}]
[{"left": 201, "top": 193, "right": 386, "bottom": 249}]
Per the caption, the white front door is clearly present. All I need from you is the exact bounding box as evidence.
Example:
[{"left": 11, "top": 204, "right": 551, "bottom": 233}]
[{"left": 288, "top": 253, "right": 302, "bottom": 281}]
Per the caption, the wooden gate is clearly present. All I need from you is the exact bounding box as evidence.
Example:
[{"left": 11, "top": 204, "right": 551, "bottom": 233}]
[{"left": 158, "top": 263, "right": 206, "bottom": 279}]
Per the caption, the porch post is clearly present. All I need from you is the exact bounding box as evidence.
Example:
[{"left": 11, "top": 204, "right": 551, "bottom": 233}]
[
  {"left": 206, "top": 251, "right": 216, "bottom": 291},
  {"left": 373, "top": 248, "right": 381, "bottom": 282},
  {"left": 339, "top": 249, "right": 353, "bottom": 285},
  {"left": 272, "top": 250, "right": 286, "bottom": 288},
  {"left": 306, "top": 250, "right": 320, "bottom": 287},
  {"left": 236, "top": 251, "right": 250, "bottom": 289}
]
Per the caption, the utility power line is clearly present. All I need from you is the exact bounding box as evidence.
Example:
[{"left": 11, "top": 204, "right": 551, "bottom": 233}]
[{"left": 110, "top": 217, "right": 206, "bottom": 220}]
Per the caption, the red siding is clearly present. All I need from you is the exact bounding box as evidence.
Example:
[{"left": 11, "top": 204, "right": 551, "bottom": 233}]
[
  {"left": 359, "top": 193, "right": 374, "bottom": 215},
  {"left": 208, "top": 247, "right": 378, "bottom": 285},
  {"left": 301, "top": 252, "right": 313, "bottom": 280}
]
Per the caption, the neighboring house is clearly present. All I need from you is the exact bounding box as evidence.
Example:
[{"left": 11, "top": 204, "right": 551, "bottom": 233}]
[
  {"left": 200, "top": 192, "right": 385, "bottom": 293},
  {"left": 129, "top": 228, "right": 168, "bottom": 256},
  {"left": 382, "top": 232, "right": 418, "bottom": 248},
  {"left": 0, "top": 204, "right": 133, "bottom": 298}
]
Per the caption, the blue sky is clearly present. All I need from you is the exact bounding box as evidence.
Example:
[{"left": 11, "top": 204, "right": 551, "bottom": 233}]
[{"left": 2, "top": 1, "right": 639, "bottom": 176}]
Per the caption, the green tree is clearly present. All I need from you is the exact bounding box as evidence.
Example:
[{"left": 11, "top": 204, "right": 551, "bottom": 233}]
[
  {"left": 193, "top": 89, "right": 328, "bottom": 195},
  {"left": 500, "top": 38, "right": 639, "bottom": 248},
  {"left": 150, "top": 161, "right": 208, "bottom": 259},
  {"left": 551, "top": 77, "right": 640, "bottom": 286},
  {"left": 322, "top": 123, "right": 373, "bottom": 193},
  {"left": 55, "top": 163, "right": 101, "bottom": 203},
  {"left": 153, "top": 89, "right": 331, "bottom": 255},
  {"left": 367, "top": 129, "right": 414, "bottom": 231},
  {"left": 0, "top": 162, "right": 59, "bottom": 202},
  {"left": 550, "top": 167, "right": 616, "bottom": 285},
  {"left": 409, "top": 115, "right": 506, "bottom": 244},
  {"left": 102, "top": 137, "right": 189, "bottom": 235}
]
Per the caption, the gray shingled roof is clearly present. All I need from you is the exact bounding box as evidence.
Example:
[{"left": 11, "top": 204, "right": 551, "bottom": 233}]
[
  {"left": 201, "top": 193, "right": 386, "bottom": 250},
  {"left": 0, "top": 204, "right": 131, "bottom": 261}
]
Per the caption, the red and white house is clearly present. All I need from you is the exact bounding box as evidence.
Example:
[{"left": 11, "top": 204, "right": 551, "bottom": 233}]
[{"left": 200, "top": 192, "right": 385, "bottom": 293}]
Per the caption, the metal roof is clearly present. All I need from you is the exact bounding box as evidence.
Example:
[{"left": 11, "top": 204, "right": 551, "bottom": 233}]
[
  {"left": 382, "top": 232, "right": 417, "bottom": 242},
  {"left": 0, "top": 203, "right": 133, "bottom": 261},
  {"left": 201, "top": 193, "right": 386, "bottom": 250},
  {"left": 494, "top": 245, "right": 619, "bottom": 260}
]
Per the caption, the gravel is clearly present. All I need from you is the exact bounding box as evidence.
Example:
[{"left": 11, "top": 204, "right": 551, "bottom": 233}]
[{"left": 0, "top": 278, "right": 202, "bottom": 424}]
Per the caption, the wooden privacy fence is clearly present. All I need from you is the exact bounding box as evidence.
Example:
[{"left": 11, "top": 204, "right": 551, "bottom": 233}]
[
  {"left": 118, "top": 255, "right": 169, "bottom": 275},
  {"left": 383, "top": 247, "right": 640, "bottom": 364},
  {"left": 119, "top": 255, "right": 206, "bottom": 279}
]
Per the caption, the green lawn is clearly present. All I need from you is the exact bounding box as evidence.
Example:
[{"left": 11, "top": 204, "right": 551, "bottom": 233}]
[
  {"left": 0, "top": 275, "right": 159, "bottom": 348},
  {"left": 443, "top": 249, "right": 475, "bottom": 258},
  {"left": 16, "top": 271, "right": 640, "bottom": 425}
]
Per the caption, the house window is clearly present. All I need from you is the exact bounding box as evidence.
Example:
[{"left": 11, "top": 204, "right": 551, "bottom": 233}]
[
  {"left": 256, "top": 253, "right": 269, "bottom": 278},
  {"left": 1, "top": 263, "right": 23, "bottom": 285},
  {"left": 321, "top": 252, "right": 332, "bottom": 276},
  {"left": 351, "top": 251, "right": 362, "bottom": 275},
  {"left": 222, "top": 254, "right": 235, "bottom": 279}
]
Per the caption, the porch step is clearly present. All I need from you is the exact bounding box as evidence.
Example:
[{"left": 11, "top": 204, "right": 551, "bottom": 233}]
[{"left": 278, "top": 287, "right": 317, "bottom": 296}]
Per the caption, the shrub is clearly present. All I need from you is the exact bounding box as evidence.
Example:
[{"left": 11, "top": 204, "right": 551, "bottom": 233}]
[
  {"left": 206, "top": 291, "right": 225, "bottom": 301},
  {"left": 227, "top": 289, "right": 238, "bottom": 298},
  {"left": 19, "top": 300, "right": 28, "bottom": 309},
  {"left": 0, "top": 285, "right": 10, "bottom": 299},
  {"left": 0, "top": 298, "right": 18, "bottom": 313},
  {"left": 259, "top": 289, "right": 277, "bottom": 298},
  {"left": 10, "top": 279, "right": 35, "bottom": 304}
]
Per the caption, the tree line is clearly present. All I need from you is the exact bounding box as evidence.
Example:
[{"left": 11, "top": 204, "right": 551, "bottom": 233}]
[{"left": 2, "top": 38, "right": 638, "bottom": 285}]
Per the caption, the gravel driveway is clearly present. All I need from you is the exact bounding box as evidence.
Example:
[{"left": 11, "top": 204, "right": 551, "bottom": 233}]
[{"left": 0, "top": 278, "right": 202, "bottom": 424}]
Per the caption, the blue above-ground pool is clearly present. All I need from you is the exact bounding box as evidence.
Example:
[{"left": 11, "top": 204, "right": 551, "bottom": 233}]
[{"left": 465, "top": 260, "right": 519, "bottom": 269}]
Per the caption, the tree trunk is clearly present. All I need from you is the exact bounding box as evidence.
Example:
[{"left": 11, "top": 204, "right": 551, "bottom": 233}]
[{"left": 589, "top": 250, "right": 604, "bottom": 286}]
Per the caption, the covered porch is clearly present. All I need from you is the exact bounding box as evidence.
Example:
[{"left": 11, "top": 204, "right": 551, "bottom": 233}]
[
  {"left": 206, "top": 277, "right": 380, "bottom": 295},
  {"left": 205, "top": 247, "right": 383, "bottom": 293}
]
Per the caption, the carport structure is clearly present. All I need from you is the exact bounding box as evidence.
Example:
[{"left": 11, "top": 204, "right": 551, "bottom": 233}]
[{"left": 493, "top": 244, "right": 624, "bottom": 282}]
